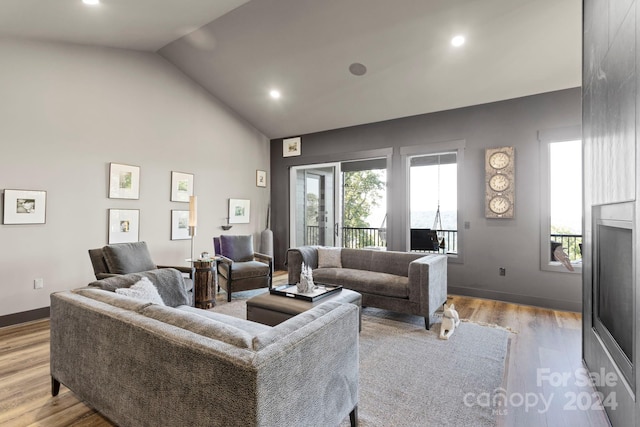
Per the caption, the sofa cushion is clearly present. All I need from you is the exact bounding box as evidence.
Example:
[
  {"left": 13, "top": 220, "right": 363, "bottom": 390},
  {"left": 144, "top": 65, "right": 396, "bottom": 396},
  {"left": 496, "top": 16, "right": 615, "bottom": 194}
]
[
  {"left": 317, "top": 247, "right": 342, "bottom": 268},
  {"left": 141, "top": 304, "right": 254, "bottom": 349},
  {"left": 74, "top": 287, "right": 156, "bottom": 312},
  {"left": 340, "top": 248, "right": 373, "bottom": 271},
  {"left": 313, "top": 268, "right": 410, "bottom": 299},
  {"left": 115, "top": 277, "right": 165, "bottom": 305},
  {"left": 369, "top": 250, "right": 421, "bottom": 277},
  {"left": 218, "top": 260, "right": 270, "bottom": 280},
  {"left": 89, "top": 268, "right": 189, "bottom": 307},
  {"left": 178, "top": 305, "right": 271, "bottom": 336},
  {"left": 102, "top": 242, "right": 156, "bottom": 274},
  {"left": 219, "top": 235, "right": 254, "bottom": 262}
]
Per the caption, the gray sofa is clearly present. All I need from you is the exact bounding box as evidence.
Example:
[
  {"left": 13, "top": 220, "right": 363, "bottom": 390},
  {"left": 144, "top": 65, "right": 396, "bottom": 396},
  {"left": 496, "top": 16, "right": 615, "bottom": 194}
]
[
  {"left": 287, "top": 247, "right": 447, "bottom": 329},
  {"left": 50, "top": 269, "right": 359, "bottom": 427}
]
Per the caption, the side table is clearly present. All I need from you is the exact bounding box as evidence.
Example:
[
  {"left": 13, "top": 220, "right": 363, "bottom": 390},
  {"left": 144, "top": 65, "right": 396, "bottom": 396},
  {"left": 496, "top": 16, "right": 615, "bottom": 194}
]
[{"left": 193, "top": 259, "right": 215, "bottom": 309}]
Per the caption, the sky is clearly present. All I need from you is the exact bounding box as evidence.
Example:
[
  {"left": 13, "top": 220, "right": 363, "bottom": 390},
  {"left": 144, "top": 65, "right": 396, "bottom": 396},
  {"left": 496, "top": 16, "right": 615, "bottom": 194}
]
[{"left": 550, "top": 140, "right": 582, "bottom": 233}]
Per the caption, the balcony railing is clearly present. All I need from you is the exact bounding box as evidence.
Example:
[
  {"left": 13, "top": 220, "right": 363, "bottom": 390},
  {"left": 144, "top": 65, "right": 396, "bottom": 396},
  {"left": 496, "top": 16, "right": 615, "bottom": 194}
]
[
  {"left": 305, "top": 226, "right": 458, "bottom": 254},
  {"left": 305, "top": 227, "right": 582, "bottom": 260},
  {"left": 550, "top": 233, "right": 583, "bottom": 261}
]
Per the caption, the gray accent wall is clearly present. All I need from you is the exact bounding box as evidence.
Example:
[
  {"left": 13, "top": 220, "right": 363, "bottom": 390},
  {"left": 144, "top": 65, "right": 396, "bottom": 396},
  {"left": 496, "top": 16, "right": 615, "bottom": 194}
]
[
  {"left": 271, "top": 88, "right": 582, "bottom": 311},
  {"left": 0, "top": 37, "right": 270, "bottom": 319}
]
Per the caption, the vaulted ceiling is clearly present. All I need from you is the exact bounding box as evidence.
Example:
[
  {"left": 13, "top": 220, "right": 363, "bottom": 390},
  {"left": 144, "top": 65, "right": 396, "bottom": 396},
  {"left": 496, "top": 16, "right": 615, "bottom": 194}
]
[{"left": 0, "top": 0, "right": 581, "bottom": 139}]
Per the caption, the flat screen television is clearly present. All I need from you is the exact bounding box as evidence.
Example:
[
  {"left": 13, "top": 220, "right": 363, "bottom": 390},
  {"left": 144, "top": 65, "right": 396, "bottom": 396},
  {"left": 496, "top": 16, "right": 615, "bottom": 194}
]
[{"left": 592, "top": 202, "right": 635, "bottom": 390}]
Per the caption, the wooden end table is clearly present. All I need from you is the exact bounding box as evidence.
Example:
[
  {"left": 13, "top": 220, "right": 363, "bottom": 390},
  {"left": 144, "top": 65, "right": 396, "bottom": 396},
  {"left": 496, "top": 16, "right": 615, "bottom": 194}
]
[{"left": 193, "top": 259, "right": 216, "bottom": 309}]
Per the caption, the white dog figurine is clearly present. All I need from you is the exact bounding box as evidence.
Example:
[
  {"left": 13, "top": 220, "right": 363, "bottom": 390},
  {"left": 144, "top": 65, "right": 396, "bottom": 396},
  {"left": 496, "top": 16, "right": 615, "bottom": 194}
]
[{"left": 439, "top": 303, "right": 460, "bottom": 340}]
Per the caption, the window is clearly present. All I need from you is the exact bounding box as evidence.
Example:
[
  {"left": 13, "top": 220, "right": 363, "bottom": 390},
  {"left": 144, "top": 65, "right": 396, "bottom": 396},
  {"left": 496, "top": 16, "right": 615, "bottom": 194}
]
[
  {"left": 401, "top": 140, "right": 464, "bottom": 260},
  {"left": 539, "top": 126, "right": 582, "bottom": 273},
  {"left": 409, "top": 152, "right": 458, "bottom": 254}
]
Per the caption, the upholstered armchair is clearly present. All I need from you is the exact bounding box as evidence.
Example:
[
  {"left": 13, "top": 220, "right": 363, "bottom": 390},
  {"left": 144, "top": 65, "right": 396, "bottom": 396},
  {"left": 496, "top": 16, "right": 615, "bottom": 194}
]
[
  {"left": 214, "top": 235, "right": 273, "bottom": 302},
  {"left": 88, "top": 241, "right": 193, "bottom": 294}
]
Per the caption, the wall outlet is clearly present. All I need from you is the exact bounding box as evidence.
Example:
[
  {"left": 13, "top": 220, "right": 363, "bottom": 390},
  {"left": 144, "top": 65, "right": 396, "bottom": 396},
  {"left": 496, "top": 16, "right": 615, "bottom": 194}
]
[
  {"left": 34, "top": 278, "right": 44, "bottom": 289},
  {"left": 499, "top": 268, "right": 506, "bottom": 276}
]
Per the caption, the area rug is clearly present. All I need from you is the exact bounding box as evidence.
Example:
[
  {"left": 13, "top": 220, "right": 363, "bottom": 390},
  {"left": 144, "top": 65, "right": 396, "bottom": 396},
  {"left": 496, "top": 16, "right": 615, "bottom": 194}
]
[{"left": 212, "top": 296, "right": 510, "bottom": 427}]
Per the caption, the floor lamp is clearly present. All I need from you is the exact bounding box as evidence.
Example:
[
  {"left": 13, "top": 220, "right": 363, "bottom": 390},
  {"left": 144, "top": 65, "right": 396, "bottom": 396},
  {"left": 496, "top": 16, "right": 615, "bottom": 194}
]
[{"left": 189, "top": 195, "right": 197, "bottom": 262}]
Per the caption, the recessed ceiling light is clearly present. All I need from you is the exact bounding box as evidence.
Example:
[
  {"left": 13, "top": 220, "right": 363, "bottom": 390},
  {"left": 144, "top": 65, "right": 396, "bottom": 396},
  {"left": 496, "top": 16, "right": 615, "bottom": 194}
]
[
  {"left": 83, "top": 0, "right": 100, "bottom": 5},
  {"left": 269, "top": 89, "right": 281, "bottom": 99},
  {"left": 451, "top": 35, "right": 465, "bottom": 47}
]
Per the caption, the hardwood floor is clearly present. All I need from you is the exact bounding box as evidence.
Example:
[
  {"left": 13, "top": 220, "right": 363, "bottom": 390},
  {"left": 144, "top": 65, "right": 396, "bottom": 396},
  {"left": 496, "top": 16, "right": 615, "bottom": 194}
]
[{"left": 0, "top": 272, "right": 611, "bottom": 426}]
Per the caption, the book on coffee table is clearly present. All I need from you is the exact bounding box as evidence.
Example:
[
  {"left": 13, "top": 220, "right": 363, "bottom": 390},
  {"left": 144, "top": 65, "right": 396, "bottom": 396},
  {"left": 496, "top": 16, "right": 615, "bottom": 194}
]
[{"left": 270, "top": 284, "right": 343, "bottom": 302}]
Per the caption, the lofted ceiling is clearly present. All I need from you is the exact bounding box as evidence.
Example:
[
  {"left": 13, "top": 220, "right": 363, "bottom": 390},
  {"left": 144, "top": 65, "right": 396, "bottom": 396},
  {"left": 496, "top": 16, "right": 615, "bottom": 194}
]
[{"left": 0, "top": 0, "right": 582, "bottom": 139}]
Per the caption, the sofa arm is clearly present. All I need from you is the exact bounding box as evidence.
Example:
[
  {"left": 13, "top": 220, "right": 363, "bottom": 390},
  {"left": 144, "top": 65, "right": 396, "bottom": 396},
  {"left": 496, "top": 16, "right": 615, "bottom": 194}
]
[
  {"left": 408, "top": 255, "right": 448, "bottom": 325},
  {"left": 253, "top": 302, "right": 359, "bottom": 426},
  {"left": 286, "top": 246, "right": 319, "bottom": 284}
]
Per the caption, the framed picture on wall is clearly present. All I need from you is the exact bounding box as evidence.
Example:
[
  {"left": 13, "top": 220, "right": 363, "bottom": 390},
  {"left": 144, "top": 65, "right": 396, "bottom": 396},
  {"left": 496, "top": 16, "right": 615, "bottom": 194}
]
[
  {"left": 108, "top": 209, "right": 140, "bottom": 244},
  {"left": 170, "top": 171, "right": 194, "bottom": 202},
  {"left": 171, "top": 210, "right": 190, "bottom": 240},
  {"left": 2, "top": 189, "right": 47, "bottom": 224},
  {"left": 228, "top": 199, "right": 250, "bottom": 224},
  {"left": 256, "top": 170, "right": 267, "bottom": 187},
  {"left": 109, "top": 163, "right": 140, "bottom": 199},
  {"left": 283, "top": 137, "right": 301, "bottom": 157}
]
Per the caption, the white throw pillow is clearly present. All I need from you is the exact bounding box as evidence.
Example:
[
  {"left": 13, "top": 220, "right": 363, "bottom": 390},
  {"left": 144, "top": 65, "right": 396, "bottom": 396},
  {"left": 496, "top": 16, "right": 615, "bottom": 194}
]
[
  {"left": 317, "top": 247, "right": 342, "bottom": 268},
  {"left": 115, "top": 277, "right": 165, "bottom": 306}
]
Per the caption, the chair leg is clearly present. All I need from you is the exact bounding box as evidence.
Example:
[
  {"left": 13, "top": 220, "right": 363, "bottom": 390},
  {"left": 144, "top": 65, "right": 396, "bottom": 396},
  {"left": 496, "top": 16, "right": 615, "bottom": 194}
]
[
  {"left": 52, "top": 377, "right": 61, "bottom": 396},
  {"left": 349, "top": 405, "right": 358, "bottom": 427},
  {"left": 227, "top": 280, "right": 232, "bottom": 302},
  {"left": 425, "top": 316, "right": 431, "bottom": 330}
]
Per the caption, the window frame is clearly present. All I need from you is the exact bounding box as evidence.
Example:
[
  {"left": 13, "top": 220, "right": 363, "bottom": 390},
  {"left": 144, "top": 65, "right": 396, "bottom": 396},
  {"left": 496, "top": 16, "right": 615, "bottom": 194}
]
[
  {"left": 400, "top": 140, "right": 465, "bottom": 263},
  {"left": 538, "top": 125, "right": 582, "bottom": 274}
]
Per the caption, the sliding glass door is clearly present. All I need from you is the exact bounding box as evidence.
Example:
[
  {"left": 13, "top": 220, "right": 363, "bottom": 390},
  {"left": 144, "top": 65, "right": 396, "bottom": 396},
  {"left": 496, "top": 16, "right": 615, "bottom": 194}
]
[
  {"left": 290, "top": 158, "right": 388, "bottom": 249},
  {"left": 290, "top": 163, "right": 341, "bottom": 247}
]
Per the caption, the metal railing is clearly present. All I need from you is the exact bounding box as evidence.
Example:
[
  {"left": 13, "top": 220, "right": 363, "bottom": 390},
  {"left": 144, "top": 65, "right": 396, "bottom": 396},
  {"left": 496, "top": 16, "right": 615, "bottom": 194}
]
[
  {"left": 550, "top": 233, "right": 583, "bottom": 261},
  {"left": 305, "top": 226, "right": 458, "bottom": 254},
  {"left": 305, "top": 227, "right": 581, "bottom": 259}
]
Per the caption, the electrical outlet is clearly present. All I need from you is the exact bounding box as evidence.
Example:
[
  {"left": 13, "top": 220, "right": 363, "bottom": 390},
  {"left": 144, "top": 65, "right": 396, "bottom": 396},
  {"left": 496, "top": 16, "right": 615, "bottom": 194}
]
[
  {"left": 499, "top": 268, "right": 506, "bottom": 276},
  {"left": 464, "top": 221, "right": 471, "bottom": 229},
  {"left": 34, "top": 278, "right": 44, "bottom": 289}
]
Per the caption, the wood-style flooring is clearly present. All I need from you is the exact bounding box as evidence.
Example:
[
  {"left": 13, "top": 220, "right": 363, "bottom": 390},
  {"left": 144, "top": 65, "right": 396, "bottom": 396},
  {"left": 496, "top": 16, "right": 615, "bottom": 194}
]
[{"left": 0, "top": 271, "right": 611, "bottom": 426}]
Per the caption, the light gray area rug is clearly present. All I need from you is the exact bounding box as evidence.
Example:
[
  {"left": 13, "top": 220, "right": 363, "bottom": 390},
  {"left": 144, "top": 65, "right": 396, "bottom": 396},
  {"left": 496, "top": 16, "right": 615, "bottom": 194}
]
[{"left": 212, "top": 295, "right": 509, "bottom": 427}]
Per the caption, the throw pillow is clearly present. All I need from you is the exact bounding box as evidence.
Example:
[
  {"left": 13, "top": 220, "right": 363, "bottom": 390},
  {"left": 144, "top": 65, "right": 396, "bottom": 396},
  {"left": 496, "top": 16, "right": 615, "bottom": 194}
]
[
  {"left": 115, "top": 277, "right": 165, "bottom": 306},
  {"left": 317, "top": 247, "right": 342, "bottom": 268}
]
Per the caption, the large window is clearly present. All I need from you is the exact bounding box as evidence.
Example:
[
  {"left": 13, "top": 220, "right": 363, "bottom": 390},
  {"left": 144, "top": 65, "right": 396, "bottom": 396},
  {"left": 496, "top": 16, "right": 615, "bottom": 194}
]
[
  {"left": 401, "top": 140, "right": 464, "bottom": 260},
  {"left": 539, "top": 126, "right": 582, "bottom": 273},
  {"left": 409, "top": 152, "right": 458, "bottom": 254}
]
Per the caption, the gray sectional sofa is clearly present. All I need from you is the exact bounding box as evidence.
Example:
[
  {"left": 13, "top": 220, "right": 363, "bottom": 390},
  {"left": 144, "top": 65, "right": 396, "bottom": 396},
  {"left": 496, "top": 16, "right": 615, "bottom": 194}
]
[
  {"left": 50, "top": 269, "right": 359, "bottom": 427},
  {"left": 287, "top": 247, "right": 447, "bottom": 329}
]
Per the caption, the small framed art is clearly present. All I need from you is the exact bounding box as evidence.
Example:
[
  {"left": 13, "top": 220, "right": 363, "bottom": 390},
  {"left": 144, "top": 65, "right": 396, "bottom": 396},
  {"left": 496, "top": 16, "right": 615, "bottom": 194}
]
[
  {"left": 108, "top": 209, "right": 140, "bottom": 244},
  {"left": 3, "top": 189, "right": 47, "bottom": 224},
  {"left": 283, "top": 137, "right": 301, "bottom": 157},
  {"left": 109, "top": 163, "right": 140, "bottom": 199},
  {"left": 256, "top": 170, "right": 267, "bottom": 187},
  {"left": 171, "top": 210, "right": 190, "bottom": 240},
  {"left": 228, "top": 199, "right": 250, "bottom": 224},
  {"left": 170, "top": 171, "right": 194, "bottom": 202}
]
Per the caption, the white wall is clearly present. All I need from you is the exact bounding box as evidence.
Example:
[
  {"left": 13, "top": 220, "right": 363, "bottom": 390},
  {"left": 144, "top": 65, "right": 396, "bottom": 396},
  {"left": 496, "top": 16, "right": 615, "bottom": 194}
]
[{"left": 0, "top": 37, "right": 270, "bottom": 317}]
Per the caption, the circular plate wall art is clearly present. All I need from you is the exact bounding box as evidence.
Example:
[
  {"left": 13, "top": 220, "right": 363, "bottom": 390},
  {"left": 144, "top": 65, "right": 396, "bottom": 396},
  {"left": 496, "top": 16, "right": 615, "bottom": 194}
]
[{"left": 485, "top": 146, "right": 515, "bottom": 218}]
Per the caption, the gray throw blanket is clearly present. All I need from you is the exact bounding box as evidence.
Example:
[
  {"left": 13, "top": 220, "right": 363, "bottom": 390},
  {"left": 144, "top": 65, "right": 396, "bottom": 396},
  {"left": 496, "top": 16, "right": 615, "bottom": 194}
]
[{"left": 88, "top": 268, "right": 189, "bottom": 307}]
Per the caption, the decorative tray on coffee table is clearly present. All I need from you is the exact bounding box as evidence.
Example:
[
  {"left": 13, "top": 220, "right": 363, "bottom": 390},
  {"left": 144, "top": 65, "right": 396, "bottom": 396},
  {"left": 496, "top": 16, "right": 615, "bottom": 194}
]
[{"left": 269, "top": 284, "right": 343, "bottom": 302}]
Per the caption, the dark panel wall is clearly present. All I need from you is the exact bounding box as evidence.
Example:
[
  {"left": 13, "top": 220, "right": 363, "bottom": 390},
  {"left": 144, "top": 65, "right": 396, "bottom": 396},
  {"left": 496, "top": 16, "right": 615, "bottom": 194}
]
[{"left": 271, "top": 88, "right": 582, "bottom": 310}]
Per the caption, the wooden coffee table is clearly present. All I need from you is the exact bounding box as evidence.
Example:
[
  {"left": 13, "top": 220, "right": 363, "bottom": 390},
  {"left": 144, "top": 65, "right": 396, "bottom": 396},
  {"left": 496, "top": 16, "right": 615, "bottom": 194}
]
[{"left": 247, "top": 288, "right": 362, "bottom": 330}]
